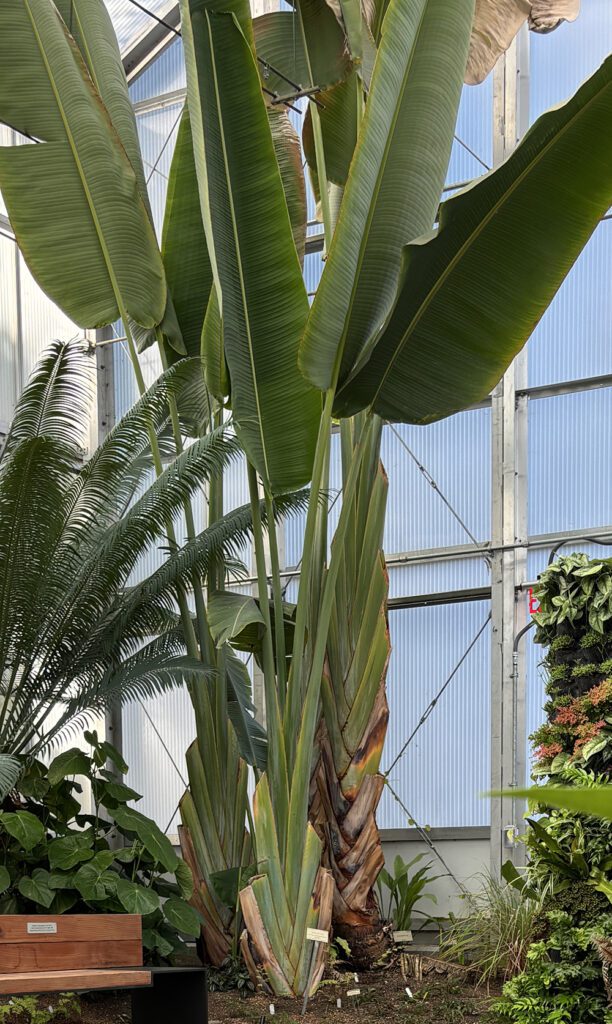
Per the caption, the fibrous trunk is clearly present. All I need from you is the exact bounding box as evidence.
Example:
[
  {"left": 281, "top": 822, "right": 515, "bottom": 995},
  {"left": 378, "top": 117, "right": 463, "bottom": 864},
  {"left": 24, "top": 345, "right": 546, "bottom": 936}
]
[{"left": 310, "top": 416, "right": 391, "bottom": 966}]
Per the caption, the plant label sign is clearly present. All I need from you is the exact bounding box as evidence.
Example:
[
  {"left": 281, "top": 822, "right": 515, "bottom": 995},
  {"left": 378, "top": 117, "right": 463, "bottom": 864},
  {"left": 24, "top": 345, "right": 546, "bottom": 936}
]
[
  {"left": 27, "top": 922, "right": 57, "bottom": 935},
  {"left": 393, "top": 930, "right": 413, "bottom": 943},
  {"left": 306, "top": 927, "right": 329, "bottom": 943}
]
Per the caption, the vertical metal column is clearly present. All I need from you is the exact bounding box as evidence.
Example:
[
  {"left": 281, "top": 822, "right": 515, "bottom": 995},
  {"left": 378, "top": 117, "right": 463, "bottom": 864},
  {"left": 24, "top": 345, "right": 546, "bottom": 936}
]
[
  {"left": 490, "top": 27, "right": 530, "bottom": 877},
  {"left": 96, "top": 335, "right": 124, "bottom": 776}
]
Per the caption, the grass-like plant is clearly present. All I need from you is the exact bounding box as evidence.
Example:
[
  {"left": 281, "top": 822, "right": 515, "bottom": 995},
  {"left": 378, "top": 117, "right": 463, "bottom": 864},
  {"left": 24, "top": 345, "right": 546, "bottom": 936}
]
[{"left": 440, "top": 873, "right": 546, "bottom": 986}]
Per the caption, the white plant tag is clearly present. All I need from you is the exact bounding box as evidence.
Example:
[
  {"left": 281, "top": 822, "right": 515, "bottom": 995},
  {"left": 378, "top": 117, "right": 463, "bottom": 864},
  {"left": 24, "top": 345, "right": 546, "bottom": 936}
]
[
  {"left": 336, "top": 998, "right": 342, "bottom": 1008},
  {"left": 347, "top": 988, "right": 361, "bottom": 997},
  {"left": 27, "top": 922, "right": 57, "bottom": 935},
  {"left": 306, "top": 927, "right": 329, "bottom": 943},
  {"left": 405, "top": 986, "right": 413, "bottom": 999},
  {"left": 269, "top": 1004, "right": 275, "bottom": 1016}
]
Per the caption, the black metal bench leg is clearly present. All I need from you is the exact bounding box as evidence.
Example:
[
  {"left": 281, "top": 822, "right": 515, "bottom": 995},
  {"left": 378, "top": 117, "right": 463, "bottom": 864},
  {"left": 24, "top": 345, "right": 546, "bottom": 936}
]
[{"left": 131, "top": 970, "right": 208, "bottom": 1024}]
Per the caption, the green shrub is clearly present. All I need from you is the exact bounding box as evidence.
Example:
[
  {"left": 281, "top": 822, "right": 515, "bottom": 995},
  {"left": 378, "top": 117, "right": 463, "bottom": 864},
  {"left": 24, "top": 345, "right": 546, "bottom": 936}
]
[
  {"left": 494, "top": 912, "right": 612, "bottom": 1023},
  {"left": 0, "top": 732, "right": 200, "bottom": 962},
  {"left": 0, "top": 994, "right": 80, "bottom": 1024}
]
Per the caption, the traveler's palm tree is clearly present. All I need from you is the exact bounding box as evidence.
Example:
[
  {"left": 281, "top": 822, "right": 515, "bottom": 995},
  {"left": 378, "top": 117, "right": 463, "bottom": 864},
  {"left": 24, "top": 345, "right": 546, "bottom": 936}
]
[
  {"left": 0, "top": 340, "right": 278, "bottom": 793},
  {"left": 2, "top": 0, "right": 612, "bottom": 995}
]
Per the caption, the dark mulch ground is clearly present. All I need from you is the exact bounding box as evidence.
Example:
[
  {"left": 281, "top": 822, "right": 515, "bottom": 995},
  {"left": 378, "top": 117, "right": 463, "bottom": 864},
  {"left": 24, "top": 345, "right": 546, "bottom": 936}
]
[{"left": 1, "top": 964, "right": 498, "bottom": 1023}]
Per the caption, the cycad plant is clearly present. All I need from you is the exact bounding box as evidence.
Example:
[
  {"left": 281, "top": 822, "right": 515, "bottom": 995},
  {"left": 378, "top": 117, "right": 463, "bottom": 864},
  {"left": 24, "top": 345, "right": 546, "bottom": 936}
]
[
  {"left": 0, "top": 339, "right": 264, "bottom": 794},
  {"left": 2, "top": 0, "right": 612, "bottom": 997}
]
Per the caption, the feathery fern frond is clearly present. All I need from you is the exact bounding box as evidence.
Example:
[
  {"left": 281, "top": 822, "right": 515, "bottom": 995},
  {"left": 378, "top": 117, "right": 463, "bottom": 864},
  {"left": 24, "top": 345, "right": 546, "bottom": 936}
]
[{"left": 1, "top": 339, "right": 93, "bottom": 459}]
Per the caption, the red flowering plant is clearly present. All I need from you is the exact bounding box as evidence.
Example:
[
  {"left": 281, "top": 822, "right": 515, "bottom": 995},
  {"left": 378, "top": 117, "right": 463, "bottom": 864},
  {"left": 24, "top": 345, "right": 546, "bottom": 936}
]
[{"left": 530, "top": 679, "right": 612, "bottom": 776}]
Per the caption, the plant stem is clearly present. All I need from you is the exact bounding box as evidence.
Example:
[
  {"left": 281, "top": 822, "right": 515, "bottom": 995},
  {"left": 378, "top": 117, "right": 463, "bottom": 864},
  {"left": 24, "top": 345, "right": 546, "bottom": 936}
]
[
  {"left": 157, "top": 334, "right": 215, "bottom": 665},
  {"left": 284, "top": 388, "right": 334, "bottom": 760},
  {"left": 247, "top": 461, "right": 289, "bottom": 851},
  {"left": 120, "top": 314, "right": 200, "bottom": 662},
  {"left": 264, "top": 491, "right": 287, "bottom": 707}
]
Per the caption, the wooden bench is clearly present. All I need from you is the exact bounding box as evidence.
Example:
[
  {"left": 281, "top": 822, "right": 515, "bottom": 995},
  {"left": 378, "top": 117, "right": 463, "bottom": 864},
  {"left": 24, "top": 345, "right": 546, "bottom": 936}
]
[{"left": 0, "top": 915, "right": 207, "bottom": 1023}]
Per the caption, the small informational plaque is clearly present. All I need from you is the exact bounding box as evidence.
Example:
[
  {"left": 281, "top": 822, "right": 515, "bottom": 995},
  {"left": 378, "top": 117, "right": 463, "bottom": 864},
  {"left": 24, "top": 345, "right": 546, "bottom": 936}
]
[
  {"left": 347, "top": 988, "right": 361, "bottom": 997},
  {"left": 27, "top": 922, "right": 57, "bottom": 935},
  {"left": 393, "top": 929, "right": 413, "bottom": 943},
  {"left": 306, "top": 927, "right": 329, "bottom": 943}
]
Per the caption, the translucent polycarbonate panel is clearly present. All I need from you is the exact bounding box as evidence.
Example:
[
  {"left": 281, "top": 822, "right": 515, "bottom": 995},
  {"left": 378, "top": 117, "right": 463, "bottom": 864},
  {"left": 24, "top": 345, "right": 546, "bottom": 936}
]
[
  {"left": 113, "top": 330, "right": 163, "bottom": 419},
  {"left": 122, "top": 686, "right": 194, "bottom": 834},
  {"left": 284, "top": 412, "right": 491, "bottom": 568},
  {"left": 0, "top": 234, "right": 18, "bottom": 432},
  {"left": 446, "top": 77, "right": 493, "bottom": 189},
  {"left": 136, "top": 102, "right": 183, "bottom": 238},
  {"left": 129, "top": 37, "right": 186, "bottom": 104},
  {"left": 382, "top": 409, "right": 491, "bottom": 555},
  {"left": 526, "top": 3, "right": 612, "bottom": 386},
  {"left": 387, "top": 556, "right": 490, "bottom": 600},
  {"left": 530, "top": 1, "right": 612, "bottom": 122},
  {"left": 378, "top": 601, "right": 491, "bottom": 829},
  {"left": 105, "top": 0, "right": 178, "bottom": 56},
  {"left": 528, "top": 223, "right": 612, "bottom": 387},
  {"left": 303, "top": 251, "right": 324, "bottom": 298},
  {"left": 18, "top": 254, "right": 80, "bottom": 387},
  {"left": 528, "top": 389, "right": 612, "bottom": 537}
]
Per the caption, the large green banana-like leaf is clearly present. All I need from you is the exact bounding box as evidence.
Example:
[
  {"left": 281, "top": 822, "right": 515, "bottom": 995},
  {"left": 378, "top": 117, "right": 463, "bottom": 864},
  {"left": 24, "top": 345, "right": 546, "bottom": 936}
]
[
  {"left": 199, "top": 109, "right": 306, "bottom": 401},
  {"left": 240, "top": 776, "right": 333, "bottom": 996},
  {"left": 302, "top": 71, "right": 359, "bottom": 195},
  {"left": 53, "top": 0, "right": 184, "bottom": 352},
  {"left": 162, "top": 107, "right": 214, "bottom": 358},
  {"left": 54, "top": 0, "right": 150, "bottom": 209},
  {"left": 269, "top": 109, "right": 307, "bottom": 267},
  {"left": 253, "top": 2, "right": 351, "bottom": 95},
  {"left": 500, "top": 786, "right": 612, "bottom": 822},
  {"left": 300, "top": 0, "right": 474, "bottom": 392},
  {"left": 336, "top": 54, "right": 612, "bottom": 423},
  {"left": 0, "top": 0, "right": 165, "bottom": 329},
  {"left": 180, "top": 0, "right": 320, "bottom": 493}
]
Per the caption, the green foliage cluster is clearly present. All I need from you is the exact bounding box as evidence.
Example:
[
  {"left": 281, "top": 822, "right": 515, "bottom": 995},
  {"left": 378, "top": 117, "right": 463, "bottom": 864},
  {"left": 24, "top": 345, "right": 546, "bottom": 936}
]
[
  {"left": 495, "top": 912, "right": 612, "bottom": 1023},
  {"left": 206, "top": 954, "right": 256, "bottom": 993},
  {"left": 522, "top": 789, "right": 612, "bottom": 909},
  {"left": 0, "top": 732, "right": 200, "bottom": 962},
  {"left": 375, "top": 853, "right": 440, "bottom": 931},
  {"left": 533, "top": 555, "right": 612, "bottom": 642},
  {"left": 529, "top": 556, "right": 612, "bottom": 778},
  {"left": 0, "top": 994, "right": 80, "bottom": 1024}
]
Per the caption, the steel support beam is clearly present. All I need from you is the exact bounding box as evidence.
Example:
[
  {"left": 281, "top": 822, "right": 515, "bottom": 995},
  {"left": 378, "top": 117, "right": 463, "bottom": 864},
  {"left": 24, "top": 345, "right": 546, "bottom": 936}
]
[
  {"left": 123, "top": 2, "right": 180, "bottom": 84},
  {"left": 490, "top": 27, "right": 530, "bottom": 878},
  {"left": 96, "top": 332, "right": 124, "bottom": 779}
]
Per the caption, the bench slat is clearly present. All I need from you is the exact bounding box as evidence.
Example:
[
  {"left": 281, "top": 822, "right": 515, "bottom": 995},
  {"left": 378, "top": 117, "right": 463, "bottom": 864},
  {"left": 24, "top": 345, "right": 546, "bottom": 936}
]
[
  {"left": 1, "top": 940, "right": 143, "bottom": 973},
  {"left": 0, "top": 916, "right": 141, "bottom": 943},
  {"left": 0, "top": 968, "right": 151, "bottom": 995}
]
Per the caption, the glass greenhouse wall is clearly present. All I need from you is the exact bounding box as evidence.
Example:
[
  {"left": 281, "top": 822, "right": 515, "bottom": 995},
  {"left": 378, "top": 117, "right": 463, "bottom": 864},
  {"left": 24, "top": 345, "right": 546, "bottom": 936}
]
[{"left": 0, "top": 0, "right": 610, "bottom": 894}]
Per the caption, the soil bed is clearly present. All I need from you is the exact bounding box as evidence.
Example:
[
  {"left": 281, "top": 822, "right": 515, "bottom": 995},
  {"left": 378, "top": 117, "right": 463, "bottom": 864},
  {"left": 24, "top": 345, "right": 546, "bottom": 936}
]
[{"left": 1, "top": 964, "right": 498, "bottom": 1023}]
